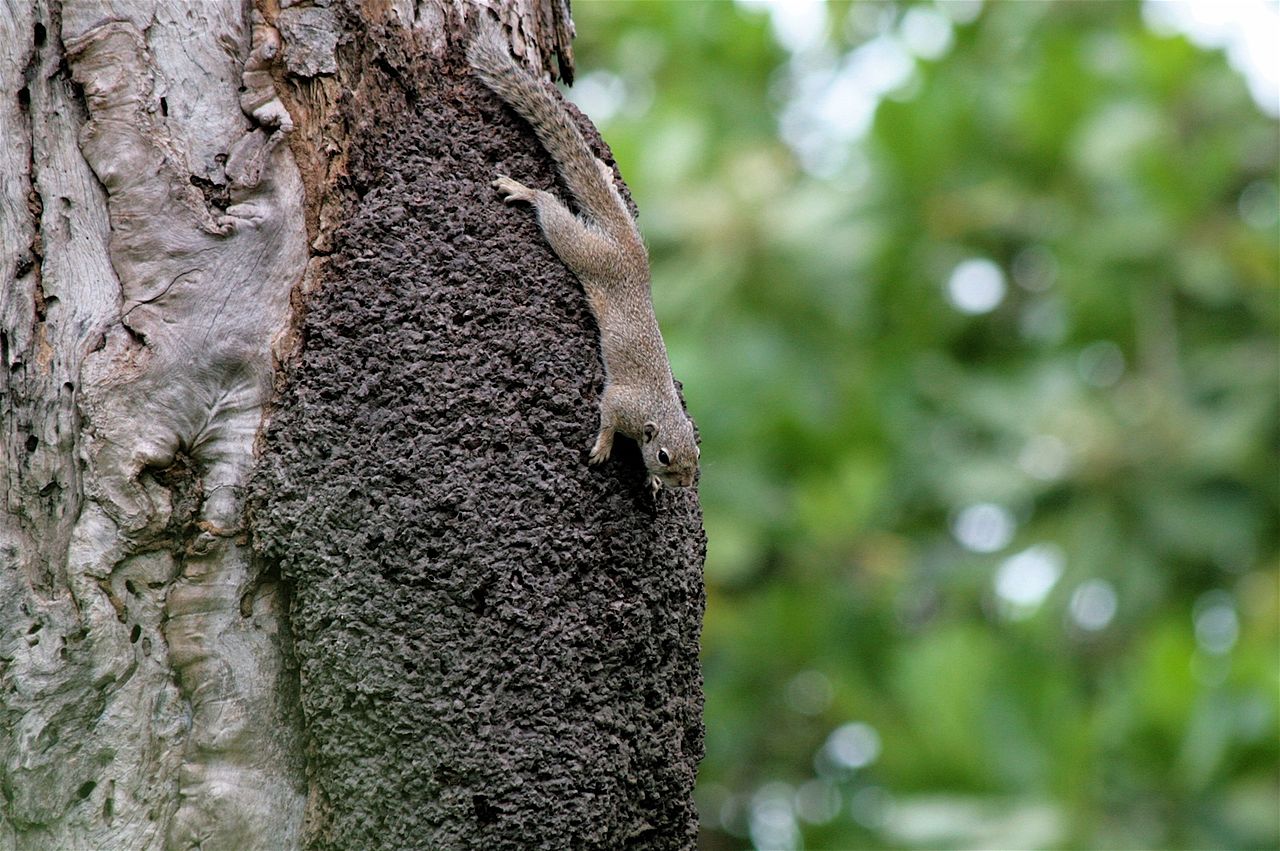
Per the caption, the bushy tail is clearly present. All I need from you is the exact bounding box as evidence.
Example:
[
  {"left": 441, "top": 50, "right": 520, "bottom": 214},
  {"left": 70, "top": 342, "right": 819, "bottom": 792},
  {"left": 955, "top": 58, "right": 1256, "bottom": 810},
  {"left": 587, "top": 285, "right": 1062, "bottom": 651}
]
[{"left": 467, "top": 17, "right": 632, "bottom": 232}]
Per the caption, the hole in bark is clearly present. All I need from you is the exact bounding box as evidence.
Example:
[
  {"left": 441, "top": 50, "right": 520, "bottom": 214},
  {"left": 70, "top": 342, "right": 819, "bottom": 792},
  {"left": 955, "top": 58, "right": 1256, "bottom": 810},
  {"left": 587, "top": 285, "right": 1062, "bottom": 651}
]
[
  {"left": 152, "top": 451, "right": 205, "bottom": 544},
  {"left": 125, "top": 579, "right": 137, "bottom": 595},
  {"left": 141, "top": 637, "right": 152, "bottom": 656},
  {"left": 189, "top": 174, "right": 231, "bottom": 210},
  {"left": 159, "top": 96, "right": 168, "bottom": 116},
  {"left": 466, "top": 584, "right": 488, "bottom": 615},
  {"left": 75, "top": 781, "right": 95, "bottom": 800},
  {"left": 473, "top": 794, "right": 496, "bottom": 824},
  {"left": 28, "top": 622, "right": 40, "bottom": 634},
  {"left": 61, "top": 57, "right": 79, "bottom": 88},
  {"left": 17, "top": 87, "right": 29, "bottom": 109},
  {"left": 121, "top": 323, "right": 145, "bottom": 346},
  {"left": 25, "top": 435, "right": 37, "bottom": 452},
  {"left": 34, "top": 23, "right": 46, "bottom": 46},
  {"left": 129, "top": 624, "right": 141, "bottom": 643},
  {"left": 103, "top": 794, "right": 113, "bottom": 823}
]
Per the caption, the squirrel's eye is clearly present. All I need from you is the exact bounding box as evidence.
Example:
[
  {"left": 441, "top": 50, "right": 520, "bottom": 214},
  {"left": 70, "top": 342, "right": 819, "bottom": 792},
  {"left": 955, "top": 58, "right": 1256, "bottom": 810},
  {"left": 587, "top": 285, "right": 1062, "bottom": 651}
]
[{"left": 657, "top": 448, "right": 671, "bottom": 466}]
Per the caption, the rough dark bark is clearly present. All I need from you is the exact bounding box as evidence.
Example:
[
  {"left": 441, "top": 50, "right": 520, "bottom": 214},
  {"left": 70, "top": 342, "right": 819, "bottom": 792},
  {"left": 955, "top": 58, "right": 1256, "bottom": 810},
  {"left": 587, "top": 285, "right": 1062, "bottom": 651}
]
[{"left": 249, "top": 6, "right": 706, "bottom": 850}]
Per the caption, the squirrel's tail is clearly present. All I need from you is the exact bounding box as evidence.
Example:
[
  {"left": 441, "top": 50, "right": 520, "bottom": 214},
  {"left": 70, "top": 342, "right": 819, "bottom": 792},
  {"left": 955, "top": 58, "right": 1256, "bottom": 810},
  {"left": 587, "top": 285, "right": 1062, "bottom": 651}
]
[{"left": 467, "top": 17, "right": 634, "bottom": 234}]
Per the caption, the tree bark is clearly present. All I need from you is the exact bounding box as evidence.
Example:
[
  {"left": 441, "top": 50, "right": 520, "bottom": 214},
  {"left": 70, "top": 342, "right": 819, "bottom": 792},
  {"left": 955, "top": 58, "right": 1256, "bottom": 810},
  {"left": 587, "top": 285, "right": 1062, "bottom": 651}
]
[{"left": 2, "top": 1, "right": 704, "bottom": 849}]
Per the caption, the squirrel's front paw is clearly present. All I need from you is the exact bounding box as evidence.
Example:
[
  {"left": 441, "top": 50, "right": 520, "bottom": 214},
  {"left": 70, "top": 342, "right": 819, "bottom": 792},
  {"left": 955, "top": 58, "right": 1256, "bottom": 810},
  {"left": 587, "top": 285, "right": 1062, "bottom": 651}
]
[
  {"left": 493, "top": 174, "right": 536, "bottom": 204},
  {"left": 588, "top": 428, "right": 614, "bottom": 466}
]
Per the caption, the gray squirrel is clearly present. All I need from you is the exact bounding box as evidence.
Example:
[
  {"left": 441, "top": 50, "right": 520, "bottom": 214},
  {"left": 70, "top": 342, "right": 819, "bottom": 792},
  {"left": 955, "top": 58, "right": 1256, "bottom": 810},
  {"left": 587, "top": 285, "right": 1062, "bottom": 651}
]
[{"left": 468, "top": 18, "right": 699, "bottom": 494}]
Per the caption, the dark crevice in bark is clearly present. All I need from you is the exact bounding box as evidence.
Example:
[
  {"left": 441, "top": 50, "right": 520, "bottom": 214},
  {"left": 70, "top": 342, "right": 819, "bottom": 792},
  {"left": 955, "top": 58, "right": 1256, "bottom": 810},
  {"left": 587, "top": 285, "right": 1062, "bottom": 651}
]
[
  {"left": 152, "top": 451, "right": 205, "bottom": 548},
  {"left": 189, "top": 174, "right": 232, "bottom": 211}
]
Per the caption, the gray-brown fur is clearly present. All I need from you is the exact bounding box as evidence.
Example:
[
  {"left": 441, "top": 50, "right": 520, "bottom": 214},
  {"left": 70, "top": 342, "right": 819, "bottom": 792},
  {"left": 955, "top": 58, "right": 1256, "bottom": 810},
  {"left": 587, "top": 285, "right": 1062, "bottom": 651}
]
[{"left": 468, "top": 17, "right": 699, "bottom": 493}]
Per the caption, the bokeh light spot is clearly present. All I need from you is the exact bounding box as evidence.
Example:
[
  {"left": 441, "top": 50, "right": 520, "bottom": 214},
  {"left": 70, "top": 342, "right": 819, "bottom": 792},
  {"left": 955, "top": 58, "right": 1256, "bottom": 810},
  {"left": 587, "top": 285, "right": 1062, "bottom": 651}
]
[
  {"left": 1011, "top": 245, "right": 1059, "bottom": 292},
  {"left": 750, "top": 782, "right": 801, "bottom": 851},
  {"left": 1238, "top": 180, "right": 1279, "bottom": 230},
  {"left": 995, "top": 544, "right": 1065, "bottom": 618},
  {"left": 946, "top": 258, "right": 1006, "bottom": 314},
  {"left": 794, "top": 779, "right": 842, "bottom": 825},
  {"left": 825, "top": 722, "right": 881, "bottom": 769},
  {"left": 1193, "top": 590, "right": 1240, "bottom": 655},
  {"left": 900, "top": 7, "right": 954, "bottom": 60},
  {"left": 567, "top": 71, "right": 626, "bottom": 124},
  {"left": 1070, "top": 579, "right": 1118, "bottom": 631},
  {"left": 952, "top": 502, "right": 1015, "bottom": 553}
]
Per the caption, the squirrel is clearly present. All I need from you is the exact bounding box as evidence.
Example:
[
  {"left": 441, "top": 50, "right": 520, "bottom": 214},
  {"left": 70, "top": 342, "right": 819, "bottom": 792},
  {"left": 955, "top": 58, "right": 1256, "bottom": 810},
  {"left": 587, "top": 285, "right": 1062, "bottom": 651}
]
[{"left": 468, "top": 17, "right": 699, "bottom": 495}]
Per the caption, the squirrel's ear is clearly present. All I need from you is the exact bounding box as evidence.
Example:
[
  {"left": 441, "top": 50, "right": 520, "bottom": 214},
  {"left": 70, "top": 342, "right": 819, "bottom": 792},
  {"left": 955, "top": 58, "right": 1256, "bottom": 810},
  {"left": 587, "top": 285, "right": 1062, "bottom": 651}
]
[{"left": 642, "top": 422, "right": 658, "bottom": 444}]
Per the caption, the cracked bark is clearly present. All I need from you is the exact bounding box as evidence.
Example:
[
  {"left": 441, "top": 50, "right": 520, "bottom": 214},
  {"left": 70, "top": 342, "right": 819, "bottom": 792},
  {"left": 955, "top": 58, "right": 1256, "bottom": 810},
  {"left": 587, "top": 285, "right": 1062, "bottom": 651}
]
[{"left": 1, "top": 1, "right": 703, "bottom": 849}]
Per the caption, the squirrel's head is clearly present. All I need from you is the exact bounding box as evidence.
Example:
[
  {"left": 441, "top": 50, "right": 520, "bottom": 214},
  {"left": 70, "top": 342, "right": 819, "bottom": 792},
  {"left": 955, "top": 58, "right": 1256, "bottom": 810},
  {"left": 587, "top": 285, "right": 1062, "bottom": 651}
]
[{"left": 640, "top": 414, "right": 699, "bottom": 491}]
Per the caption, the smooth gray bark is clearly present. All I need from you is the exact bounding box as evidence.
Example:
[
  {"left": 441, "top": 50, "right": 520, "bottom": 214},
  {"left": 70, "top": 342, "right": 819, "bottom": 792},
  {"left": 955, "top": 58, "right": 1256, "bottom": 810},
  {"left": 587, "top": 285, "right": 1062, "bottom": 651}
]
[{"left": 1, "top": 1, "right": 307, "bottom": 848}]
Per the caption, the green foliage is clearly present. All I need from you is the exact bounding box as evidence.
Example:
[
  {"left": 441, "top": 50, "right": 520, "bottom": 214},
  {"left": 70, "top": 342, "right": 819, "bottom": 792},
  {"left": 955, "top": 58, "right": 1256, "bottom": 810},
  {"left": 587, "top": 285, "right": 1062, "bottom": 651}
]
[{"left": 573, "top": 1, "right": 1279, "bottom": 848}]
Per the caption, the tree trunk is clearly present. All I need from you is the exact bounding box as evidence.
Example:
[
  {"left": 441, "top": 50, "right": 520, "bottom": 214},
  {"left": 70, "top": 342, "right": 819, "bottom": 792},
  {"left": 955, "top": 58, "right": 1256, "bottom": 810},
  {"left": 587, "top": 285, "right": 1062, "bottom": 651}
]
[{"left": 1, "top": 1, "right": 705, "bottom": 849}]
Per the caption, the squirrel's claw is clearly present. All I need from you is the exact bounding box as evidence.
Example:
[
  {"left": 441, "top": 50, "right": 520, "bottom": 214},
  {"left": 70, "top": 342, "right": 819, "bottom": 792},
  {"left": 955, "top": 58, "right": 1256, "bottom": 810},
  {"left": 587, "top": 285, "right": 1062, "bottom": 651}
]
[
  {"left": 588, "top": 427, "right": 614, "bottom": 466},
  {"left": 493, "top": 174, "right": 536, "bottom": 204},
  {"left": 648, "top": 475, "right": 663, "bottom": 496}
]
